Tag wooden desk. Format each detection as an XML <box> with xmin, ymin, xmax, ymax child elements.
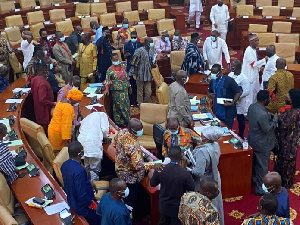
<box><xmin>286</xmin><ymin>64</ymin><xmax>300</xmax><ymax>89</ymax></box>
<box><xmin>184</xmin><ymin>73</ymin><xmax>210</xmax><ymax>95</ymax></box>
<box><xmin>0</xmin><ymin>78</ymin><xmax>88</xmax><ymax>225</ymax></box>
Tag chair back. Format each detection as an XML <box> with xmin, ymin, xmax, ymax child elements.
<box><xmin>81</xmin><ymin>17</ymin><xmax>98</xmax><ymax>29</ymax></box>
<box><xmin>115</xmin><ymin>1</ymin><xmax>131</xmax><ymax>12</ymax></box>
<box><xmin>30</xmin><ymin>22</ymin><xmax>45</xmax><ymax>39</ymax></box>
<box><xmin>170</xmin><ymin>50</ymin><xmax>185</xmax><ymax>74</ymax></box>
<box><xmin>0</xmin><ymin>173</ymin><xmax>14</xmax><ymax>215</ymax></box>
<box><xmin>20</xmin><ymin>0</ymin><xmax>36</xmax><ymax>8</ymax></box>
<box><xmin>151</xmin><ymin>66</ymin><xmax>164</xmax><ymax>87</ymax></box>
<box><xmin>256</xmin><ymin>33</ymin><xmax>276</xmax><ymax>46</ymax></box>
<box><xmin>37</xmin><ymin>132</ymin><xmax>55</xmax><ymax>174</ymax></box>
<box><xmin>39</xmin><ymin>0</ymin><xmax>53</xmax><ymax>7</ymax></box>
<box><xmin>292</xmin><ymin>7</ymin><xmax>300</xmax><ymax>17</ymax></box>
<box><xmin>27</xmin><ymin>11</ymin><xmax>45</xmax><ymax>25</ymax></box>
<box><xmin>112</xmin><ymin>31</ymin><xmax>118</xmax><ymax>44</ymax></box>
<box><xmin>124</xmin><ymin>11</ymin><xmax>140</xmax><ymax>23</ymax></box>
<box><xmin>49</xmin><ymin>9</ymin><xmax>66</xmax><ymax>21</ymax></box>
<box><xmin>55</xmin><ymin>20</ymin><xmax>74</xmax><ymax>33</ymax></box>
<box><xmin>274</xmin><ymin>43</ymin><xmax>296</xmax><ymax>64</ymax></box>
<box><xmin>5</xmin><ymin>15</ymin><xmax>24</xmax><ymax>27</ymax></box>
<box><xmin>5</xmin><ymin>28</ymin><xmax>22</xmax><ymax>46</ymax></box>
<box><xmin>133</xmin><ymin>24</ymin><xmax>147</xmax><ymax>38</ymax></box>
<box><xmin>99</xmin><ymin>13</ymin><xmax>116</xmax><ymax>26</ymax></box>
<box><xmin>153</xmin><ymin>123</ymin><xmax>166</xmax><ymax>159</ymax></box>
<box><xmin>278</xmin><ymin>0</ymin><xmax>294</xmax><ymax>7</ymax></box>
<box><xmin>156</xmin><ymin>19</ymin><xmax>175</xmax><ymax>35</ymax></box>
<box><xmin>262</xmin><ymin>6</ymin><xmax>280</xmax><ymax>16</ymax></box>
<box><xmin>256</xmin><ymin>0</ymin><xmax>271</xmax><ymax>7</ymax></box>
<box><xmin>278</xmin><ymin>34</ymin><xmax>299</xmax><ymax>46</ymax></box>
<box><xmin>248</xmin><ymin>24</ymin><xmax>268</xmax><ymax>33</ymax></box>
<box><xmin>138</xmin><ymin>1</ymin><xmax>153</xmax><ymax>11</ymax></box>
<box><xmin>156</xmin><ymin>82</ymin><xmax>169</xmax><ymax>105</ymax></box>
<box><xmin>0</xmin><ymin>205</ymin><xmax>18</xmax><ymax>225</ymax></box>
<box><xmin>90</xmin><ymin>3</ymin><xmax>107</xmax><ymax>16</ymax></box>
<box><xmin>75</xmin><ymin>3</ymin><xmax>91</xmax><ymax>16</ymax></box>
<box><xmin>0</xmin><ymin>1</ymin><xmax>15</xmax><ymax>11</ymax></box>
<box><xmin>229</xmin><ymin>0</ymin><xmax>245</xmax><ymax>8</ymax></box>
<box><xmin>53</xmin><ymin>147</ymin><xmax>69</xmax><ymax>186</ymax></box>
<box><xmin>236</xmin><ymin>5</ymin><xmax>254</xmax><ymax>17</ymax></box>
<box><xmin>148</xmin><ymin>9</ymin><xmax>165</xmax><ymax>20</ymax></box>
<box><xmin>272</xmin><ymin>21</ymin><xmax>292</xmax><ymax>33</ymax></box>
<box><xmin>9</xmin><ymin>52</ymin><xmax>24</xmax><ymax>80</ymax></box>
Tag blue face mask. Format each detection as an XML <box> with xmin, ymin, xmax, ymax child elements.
<box><xmin>171</xmin><ymin>129</ymin><xmax>179</xmax><ymax>135</ymax></box>
<box><xmin>123</xmin><ymin>24</ymin><xmax>129</xmax><ymax>29</ymax></box>
<box><xmin>164</xmin><ymin>37</ymin><xmax>169</xmax><ymax>42</ymax></box>
<box><xmin>211</xmin><ymin>73</ymin><xmax>217</xmax><ymax>80</ymax></box>
<box><xmin>149</xmin><ymin>43</ymin><xmax>154</xmax><ymax>48</ymax></box>
<box><xmin>262</xmin><ymin>184</ymin><xmax>274</xmax><ymax>193</ymax></box>
<box><xmin>59</xmin><ymin>37</ymin><xmax>65</xmax><ymax>42</ymax></box>
<box><xmin>124</xmin><ymin>187</ymin><xmax>130</xmax><ymax>197</ymax></box>
<box><xmin>49</xmin><ymin>64</ymin><xmax>54</xmax><ymax>70</ymax></box>
<box><xmin>112</xmin><ymin>61</ymin><xmax>120</xmax><ymax>66</ymax></box>
<box><xmin>136</xmin><ymin>129</ymin><xmax>143</xmax><ymax>137</ymax></box>
<box><xmin>131</xmin><ymin>38</ymin><xmax>137</xmax><ymax>43</ymax></box>
<box><xmin>173</xmin><ymin>36</ymin><xmax>179</xmax><ymax>41</ymax></box>
<box><xmin>39</xmin><ymin>59</ymin><xmax>42</xmax><ymax>64</ymax></box>
<box><xmin>210</xmin><ymin>36</ymin><xmax>216</xmax><ymax>42</ymax></box>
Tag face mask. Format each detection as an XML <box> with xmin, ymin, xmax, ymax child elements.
<box><xmin>164</xmin><ymin>37</ymin><xmax>169</xmax><ymax>42</ymax></box>
<box><xmin>131</xmin><ymin>38</ymin><xmax>137</xmax><ymax>43</ymax></box>
<box><xmin>171</xmin><ymin>129</ymin><xmax>179</xmax><ymax>135</ymax></box>
<box><xmin>183</xmin><ymin>76</ymin><xmax>189</xmax><ymax>84</ymax></box>
<box><xmin>106</xmin><ymin>33</ymin><xmax>111</xmax><ymax>38</ymax></box>
<box><xmin>218</xmin><ymin>3</ymin><xmax>223</xmax><ymax>6</ymax></box>
<box><xmin>49</xmin><ymin>64</ymin><xmax>54</xmax><ymax>70</ymax></box>
<box><xmin>266</xmin><ymin>52</ymin><xmax>273</xmax><ymax>58</ymax></box>
<box><xmin>210</xmin><ymin>36</ymin><xmax>216</xmax><ymax>42</ymax></box>
<box><xmin>135</xmin><ymin>129</ymin><xmax>143</xmax><ymax>137</ymax></box>
<box><xmin>285</xmin><ymin>98</ymin><xmax>291</xmax><ymax>105</ymax></box>
<box><xmin>262</xmin><ymin>183</ymin><xmax>268</xmax><ymax>193</ymax></box>
<box><xmin>44</xmin><ymin>50</ymin><xmax>48</xmax><ymax>56</ymax></box>
<box><xmin>284</xmin><ymin>66</ymin><xmax>288</xmax><ymax>70</ymax></box>
<box><xmin>112</xmin><ymin>61</ymin><xmax>120</xmax><ymax>66</ymax></box>
<box><xmin>123</xmin><ymin>24</ymin><xmax>129</xmax><ymax>29</ymax></box>
<box><xmin>174</xmin><ymin>36</ymin><xmax>179</xmax><ymax>41</ymax></box>
<box><xmin>59</xmin><ymin>37</ymin><xmax>65</xmax><ymax>42</ymax></box>
<box><xmin>124</xmin><ymin>187</ymin><xmax>130</xmax><ymax>198</ymax></box>
<box><xmin>149</xmin><ymin>43</ymin><xmax>154</xmax><ymax>48</ymax></box>
<box><xmin>211</xmin><ymin>73</ymin><xmax>217</xmax><ymax>80</ymax></box>
<box><xmin>42</xmin><ymin>36</ymin><xmax>47</xmax><ymax>41</ymax></box>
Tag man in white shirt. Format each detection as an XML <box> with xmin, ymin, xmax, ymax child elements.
<box><xmin>154</xmin><ymin>30</ymin><xmax>171</xmax><ymax>54</ymax></box>
<box><xmin>210</xmin><ymin>0</ymin><xmax>230</xmax><ymax>41</ymax></box>
<box><xmin>242</xmin><ymin>33</ymin><xmax>267</xmax><ymax>105</ymax></box>
<box><xmin>187</xmin><ymin>0</ymin><xmax>203</xmax><ymax>30</ymax></box>
<box><xmin>203</xmin><ymin>30</ymin><xmax>230</xmax><ymax>69</ymax></box>
<box><xmin>228</xmin><ymin>60</ymin><xmax>250</xmax><ymax>139</ymax></box>
<box><xmin>21</xmin><ymin>31</ymin><xmax>34</xmax><ymax>71</ymax></box>
<box><xmin>261</xmin><ymin>45</ymin><xmax>279</xmax><ymax>90</ymax></box>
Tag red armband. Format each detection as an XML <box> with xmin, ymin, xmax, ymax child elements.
<box><xmin>88</xmin><ymin>200</ymin><xmax>97</xmax><ymax>210</ymax></box>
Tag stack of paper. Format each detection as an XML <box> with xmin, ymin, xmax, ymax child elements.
<box><xmin>5</xmin><ymin>99</ymin><xmax>23</xmax><ymax>104</ymax></box>
<box><xmin>192</xmin><ymin>113</ymin><xmax>213</xmax><ymax>120</ymax></box>
<box><xmin>85</xmin><ymin>103</ymin><xmax>103</xmax><ymax>110</ymax></box>
<box><xmin>83</xmin><ymin>87</ymin><xmax>98</xmax><ymax>94</ymax></box>
<box><xmin>44</xmin><ymin>202</ymin><xmax>70</xmax><ymax>215</ymax></box>
<box><xmin>86</xmin><ymin>93</ymin><xmax>104</xmax><ymax>99</ymax></box>
<box><xmin>25</xmin><ymin>198</ymin><xmax>53</xmax><ymax>209</ymax></box>
<box><xmin>191</xmin><ymin>106</ymin><xmax>198</xmax><ymax>112</ymax></box>
<box><xmin>216</xmin><ymin>98</ymin><xmax>233</xmax><ymax>105</ymax></box>
<box><xmin>89</xmin><ymin>83</ymin><xmax>104</xmax><ymax>87</ymax></box>
<box><xmin>12</xmin><ymin>88</ymin><xmax>31</xmax><ymax>93</ymax></box>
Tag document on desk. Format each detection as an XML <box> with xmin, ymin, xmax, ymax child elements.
<box><xmin>0</xmin><ymin>118</ymin><xmax>11</xmax><ymax>132</ymax></box>
<box><xmin>83</xmin><ymin>87</ymin><xmax>98</xmax><ymax>94</ymax></box>
<box><xmin>194</xmin><ymin>125</ymin><xmax>211</xmax><ymax>135</ymax></box>
<box><xmin>5</xmin><ymin>99</ymin><xmax>23</xmax><ymax>104</ymax></box>
<box><xmin>44</xmin><ymin>202</ymin><xmax>70</xmax><ymax>215</ymax></box>
<box><xmin>8</xmin><ymin>140</ymin><xmax>23</xmax><ymax>147</ymax></box>
<box><xmin>216</xmin><ymin>98</ymin><xmax>233</xmax><ymax>105</ymax></box>
<box><xmin>86</xmin><ymin>93</ymin><xmax>104</xmax><ymax>99</ymax></box>
<box><xmin>85</xmin><ymin>103</ymin><xmax>103</xmax><ymax>110</ymax></box>
<box><xmin>12</xmin><ymin>88</ymin><xmax>31</xmax><ymax>93</ymax></box>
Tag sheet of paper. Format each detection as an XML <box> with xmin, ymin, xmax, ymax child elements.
<box><xmin>13</xmin><ymin>88</ymin><xmax>31</xmax><ymax>93</ymax></box>
<box><xmin>16</xmin><ymin>162</ymin><xmax>29</xmax><ymax>170</ymax></box>
<box><xmin>193</xmin><ymin>114</ymin><xmax>208</xmax><ymax>119</ymax></box>
<box><xmin>89</xmin><ymin>83</ymin><xmax>104</xmax><ymax>87</ymax></box>
<box><xmin>83</xmin><ymin>87</ymin><xmax>97</xmax><ymax>94</ymax></box>
<box><xmin>190</xmin><ymin>99</ymin><xmax>200</xmax><ymax>105</ymax></box>
<box><xmin>216</xmin><ymin>98</ymin><xmax>233</xmax><ymax>105</ymax></box>
<box><xmin>289</xmin><ymin>17</ymin><xmax>296</xmax><ymax>20</ymax></box>
<box><xmin>44</xmin><ymin>202</ymin><xmax>70</xmax><ymax>215</ymax></box>
<box><xmin>259</xmin><ymin>47</ymin><xmax>266</xmax><ymax>50</ymax></box>
<box><xmin>194</xmin><ymin>125</ymin><xmax>211</xmax><ymax>135</ymax></box>
<box><xmin>86</xmin><ymin>93</ymin><xmax>104</xmax><ymax>99</ymax></box>
<box><xmin>0</xmin><ymin>118</ymin><xmax>11</xmax><ymax>132</ymax></box>
<box><xmin>5</xmin><ymin>99</ymin><xmax>23</xmax><ymax>104</ymax></box>
<box><xmin>8</xmin><ymin>139</ymin><xmax>23</xmax><ymax>147</ymax></box>
<box><xmin>10</xmin><ymin>150</ymin><xmax>18</xmax><ymax>157</ymax></box>
<box><xmin>137</xmin><ymin>21</ymin><xmax>144</xmax><ymax>25</ymax></box>
<box><xmin>204</xmin><ymin>70</ymin><xmax>210</xmax><ymax>75</ymax></box>
<box><xmin>26</xmin><ymin>197</ymin><xmax>53</xmax><ymax>208</ymax></box>
<box><xmin>85</xmin><ymin>103</ymin><xmax>103</xmax><ymax>110</ymax></box>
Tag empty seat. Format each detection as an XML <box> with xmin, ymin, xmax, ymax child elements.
<box><xmin>30</xmin><ymin>22</ymin><xmax>45</xmax><ymax>38</ymax></box>
<box><xmin>49</xmin><ymin>9</ymin><xmax>66</xmax><ymax>21</ymax></box>
<box><xmin>55</xmin><ymin>20</ymin><xmax>74</xmax><ymax>34</ymax></box>
<box><xmin>278</xmin><ymin>34</ymin><xmax>299</xmax><ymax>46</ymax></box>
<box><xmin>112</xmin><ymin>30</ymin><xmax>118</xmax><ymax>44</ymax></box>
<box><xmin>262</xmin><ymin>6</ymin><xmax>280</xmax><ymax>17</ymax></box>
<box><xmin>115</xmin><ymin>1</ymin><xmax>131</xmax><ymax>12</ymax></box>
<box><xmin>148</xmin><ymin>8</ymin><xmax>165</xmax><ymax>20</ymax></box>
<box><xmin>292</xmin><ymin>7</ymin><xmax>300</xmax><ymax>17</ymax></box>
<box><xmin>229</xmin><ymin>0</ymin><xmax>246</xmax><ymax>8</ymax></box>
<box><xmin>90</xmin><ymin>3</ymin><xmax>107</xmax><ymax>17</ymax></box>
<box><xmin>53</xmin><ymin>0</ymin><xmax>66</xmax><ymax>3</ymax></box>
<box><xmin>151</xmin><ymin>66</ymin><xmax>164</xmax><ymax>88</ymax></box>
<box><xmin>248</xmin><ymin>24</ymin><xmax>268</xmax><ymax>33</ymax></box>
<box><xmin>5</xmin><ymin>15</ymin><xmax>24</xmax><ymax>27</ymax></box>
<box><xmin>274</xmin><ymin>43</ymin><xmax>295</xmax><ymax>64</ymax></box>
<box><xmin>157</xmin><ymin>82</ymin><xmax>169</xmax><ymax>105</ymax></box>
<box><xmin>156</xmin><ymin>19</ymin><xmax>175</xmax><ymax>35</ymax></box>
<box><xmin>124</xmin><ymin>11</ymin><xmax>140</xmax><ymax>23</ymax></box>
<box><xmin>138</xmin><ymin>1</ymin><xmax>154</xmax><ymax>11</ymax></box>
<box><xmin>52</xmin><ymin>147</ymin><xmax>69</xmax><ymax>186</ymax></box>
<box><xmin>27</xmin><ymin>11</ymin><xmax>45</xmax><ymax>25</ymax></box>
<box><xmin>75</xmin><ymin>3</ymin><xmax>91</xmax><ymax>16</ymax></box>
<box><xmin>37</xmin><ymin>131</ymin><xmax>55</xmax><ymax>174</ymax></box>
<box><xmin>236</xmin><ymin>5</ymin><xmax>254</xmax><ymax>17</ymax></box>
<box><xmin>39</xmin><ymin>0</ymin><xmax>53</xmax><ymax>6</ymax></box>
<box><xmin>272</xmin><ymin>21</ymin><xmax>292</xmax><ymax>33</ymax></box>
<box><xmin>99</xmin><ymin>13</ymin><xmax>116</xmax><ymax>26</ymax></box>
<box><xmin>81</xmin><ymin>16</ymin><xmax>98</xmax><ymax>29</ymax></box>
<box><xmin>133</xmin><ymin>24</ymin><xmax>147</xmax><ymax>38</ymax></box>
<box><xmin>0</xmin><ymin>1</ymin><xmax>15</xmax><ymax>11</ymax></box>
<box><xmin>257</xmin><ymin>33</ymin><xmax>276</xmax><ymax>46</ymax></box>
<box><xmin>256</xmin><ymin>0</ymin><xmax>272</xmax><ymax>7</ymax></box>
<box><xmin>170</xmin><ymin>50</ymin><xmax>185</xmax><ymax>74</ymax></box>
<box><xmin>278</xmin><ymin>0</ymin><xmax>294</xmax><ymax>7</ymax></box>
<box><xmin>20</xmin><ymin>0</ymin><xmax>36</xmax><ymax>8</ymax></box>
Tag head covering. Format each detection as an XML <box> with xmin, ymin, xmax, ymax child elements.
<box><xmin>67</xmin><ymin>88</ymin><xmax>83</xmax><ymax>101</ymax></box>
<box><xmin>202</xmin><ymin>126</ymin><xmax>224</xmax><ymax>142</ymax></box>
<box><xmin>249</xmin><ymin>34</ymin><xmax>258</xmax><ymax>42</ymax></box>
<box><xmin>191</xmin><ymin>32</ymin><xmax>199</xmax><ymax>39</ymax></box>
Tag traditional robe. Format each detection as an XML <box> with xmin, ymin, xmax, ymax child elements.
<box><xmin>181</xmin><ymin>43</ymin><xmax>205</xmax><ymax>76</ymax></box>
<box><xmin>210</xmin><ymin>4</ymin><xmax>230</xmax><ymax>40</ymax></box>
<box><xmin>96</xmin><ymin>36</ymin><xmax>113</xmax><ymax>82</ymax></box>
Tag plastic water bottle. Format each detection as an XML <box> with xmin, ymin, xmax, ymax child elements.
<box><xmin>243</xmin><ymin>138</ymin><xmax>249</xmax><ymax>150</ymax></box>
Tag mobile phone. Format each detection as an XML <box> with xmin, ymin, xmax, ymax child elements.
<box><xmin>59</xmin><ymin>209</ymin><xmax>73</xmax><ymax>225</ymax></box>
<box><xmin>229</xmin><ymin>137</ymin><xmax>243</xmax><ymax>149</ymax></box>
<box><xmin>26</xmin><ymin>163</ymin><xmax>39</xmax><ymax>177</ymax></box>
<box><xmin>18</xmin><ymin>171</ymin><xmax>28</xmax><ymax>178</ymax></box>
<box><xmin>33</xmin><ymin>197</ymin><xmax>45</xmax><ymax>205</ymax></box>
<box><xmin>41</xmin><ymin>184</ymin><xmax>55</xmax><ymax>199</ymax></box>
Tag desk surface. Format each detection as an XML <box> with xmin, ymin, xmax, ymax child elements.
<box><xmin>0</xmin><ymin>78</ymin><xmax>88</xmax><ymax>225</ymax></box>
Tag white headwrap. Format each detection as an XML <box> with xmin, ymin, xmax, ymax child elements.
<box><xmin>202</xmin><ymin>126</ymin><xmax>224</xmax><ymax>142</ymax></box>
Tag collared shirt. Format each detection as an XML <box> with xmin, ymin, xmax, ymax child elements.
<box><xmin>261</xmin><ymin>54</ymin><xmax>279</xmax><ymax>88</ymax></box>
<box><xmin>0</xmin><ymin>142</ymin><xmax>18</xmax><ymax>185</ymax></box>
<box><xmin>21</xmin><ymin>39</ymin><xmax>34</xmax><ymax>70</ymax></box>
<box><xmin>179</xmin><ymin>192</ymin><xmax>220</xmax><ymax>225</ymax></box>
<box><xmin>171</xmin><ymin>37</ymin><xmax>189</xmax><ymax>51</ymax></box>
<box><xmin>0</xmin><ymin>76</ymin><xmax>9</xmax><ymax>94</ymax></box>
<box><xmin>154</xmin><ymin>38</ymin><xmax>171</xmax><ymax>54</ymax></box>
<box><xmin>242</xmin><ymin>214</ymin><xmax>293</xmax><ymax>225</ymax></box>
<box><xmin>92</xmin><ymin>26</ymin><xmax>103</xmax><ymax>45</ymax></box>
<box><xmin>114</xmin><ymin>128</ymin><xmax>154</xmax><ymax>184</ymax></box>
<box><xmin>276</xmin><ymin>187</ymin><xmax>290</xmax><ymax>218</ymax></box>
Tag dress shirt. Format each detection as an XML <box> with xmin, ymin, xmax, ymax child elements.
<box><xmin>154</xmin><ymin>38</ymin><xmax>171</xmax><ymax>54</ymax></box>
<box><xmin>21</xmin><ymin>39</ymin><xmax>34</xmax><ymax>70</ymax></box>
<box><xmin>261</xmin><ymin>54</ymin><xmax>279</xmax><ymax>89</ymax></box>
<box><xmin>0</xmin><ymin>142</ymin><xmax>18</xmax><ymax>185</ymax></box>
<box><xmin>92</xmin><ymin>26</ymin><xmax>103</xmax><ymax>45</ymax></box>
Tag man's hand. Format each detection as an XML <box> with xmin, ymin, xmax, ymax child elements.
<box><xmin>153</xmin><ymin>163</ymin><xmax>164</xmax><ymax>172</ymax></box>
<box><xmin>103</xmin><ymin>89</ymin><xmax>109</xmax><ymax>96</ymax></box>
<box><xmin>91</xmin><ymin>181</ymin><xmax>98</xmax><ymax>194</ymax></box>
<box><xmin>207</xmin><ymin>92</ymin><xmax>216</xmax><ymax>99</ymax></box>
<box><xmin>124</xmin><ymin>52</ymin><xmax>131</xmax><ymax>58</ymax></box>
<box><xmin>224</xmin><ymin>102</ymin><xmax>234</xmax><ymax>107</ymax></box>
<box><xmin>205</xmin><ymin>60</ymin><xmax>209</xmax><ymax>70</ymax></box>
<box><xmin>264</xmin><ymin>56</ymin><xmax>268</xmax><ymax>63</ymax></box>
<box><xmin>214</xmin><ymin>23</ymin><xmax>218</xmax><ymax>28</ymax></box>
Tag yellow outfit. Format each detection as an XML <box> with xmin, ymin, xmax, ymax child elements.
<box><xmin>48</xmin><ymin>102</ymin><xmax>74</xmax><ymax>151</ymax></box>
<box><xmin>76</xmin><ymin>42</ymin><xmax>97</xmax><ymax>88</ymax></box>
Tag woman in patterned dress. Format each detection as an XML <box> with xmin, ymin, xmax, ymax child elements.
<box><xmin>104</xmin><ymin>53</ymin><xmax>131</xmax><ymax>127</ymax></box>
<box><xmin>274</xmin><ymin>88</ymin><xmax>300</xmax><ymax>189</ymax></box>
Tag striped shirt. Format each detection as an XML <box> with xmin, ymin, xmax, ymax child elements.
<box><xmin>0</xmin><ymin>142</ymin><xmax>18</xmax><ymax>185</ymax></box>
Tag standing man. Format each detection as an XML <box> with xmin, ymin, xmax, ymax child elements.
<box><xmin>124</xmin><ymin>31</ymin><xmax>142</xmax><ymax>106</ymax></box>
<box><xmin>210</xmin><ymin>0</ymin><xmax>230</xmax><ymax>41</ymax></box>
<box><xmin>130</xmin><ymin>37</ymin><xmax>156</xmax><ymax>104</ymax></box>
<box><xmin>261</xmin><ymin>45</ymin><xmax>279</xmax><ymax>89</ymax></box>
<box><xmin>53</xmin><ymin>31</ymin><xmax>75</xmax><ymax>84</ymax></box>
<box><xmin>114</xmin><ymin>118</ymin><xmax>163</xmax><ymax>210</ymax></box>
<box><xmin>187</xmin><ymin>0</ymin><xmax>203</xmax><ymax>30</ymax></box>
<box><xmin>21</xmin><ymin>31</ymin><xmax>34</xmax><ymax>71</ymax></box>
<box><xmin>116</xmin><ymin>18</ymin><xmax>135</xmax><ymax>50</ymax></box>
<box><xmin>39</xmin><ymin>28</ymin><xmax>52</xmax><ymax>58</ymax></box>
<box><xmin>90</xmin><ymin>21</ymin><xmax>103</xmax><ymax>45</ymax></box>
<box><xmin>97</xmin><ymin>178</ymin><xmax>132</xmax><ymax>225</ymax></box>
<box><xmin>171</xmin><ymin>29</ymin><xmax>189</xmax><ymax>51</ymax></box>
<box><xmin>203</xmin><ymin>30</ymin><xmax>230</xmax><ymax>69</ymax></box>
<box><xmin>66</xmin><ymin>26</ymin><xmax>83</xmax><ymax>55</ymax></box>
<box><xmin>150</xmin><ymin>146</ymin><xmax>194</xmax><ymax>225</ymax></box>
<box><xmin>181</xmin><ymin>32</ymin><xmax>205</xmax><ymax>76</ymax></box>
<box><xmin>96</xmin><ymin>27</ymin><xmax>113</xmax><ymax>83</ymax></box>
<box><xmin>61</xmin><ymin>141</ymin><xmax>101</xmax><ymax>225</ymax></box>
<box><xmin>208</xmin><ymin>64</ymin><xmax>242</xmax><ymax>128</ymax></box>
<box><xmin>168</xmin><ymin>70</ymin><xmax>193</xmax><ymax>128</ymax></box>
<box><xmin>247</xmin><ymin>90</ymin><xmax>278</xmax><ymax>195</ymax></box>
<box><xmin>228</xmin><ymin>60</ymin><xmax>250</xmax><ymax>139</ymax></box>
<box><xmin>31</xmin><ymin>62</ymin><xmax>55</xmax><ymax>134</ymax></box>
<box><xmin>242</xmin><ymin>33</ymin><xmax>267</xmax><ymax>105</ymax></box>
<box><xmin>154</xmin><ymin>30</ymin><xmax>171</xmax><ymax>54</ymax></box>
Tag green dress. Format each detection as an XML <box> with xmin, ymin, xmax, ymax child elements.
<box><xmin>104</xmin><ymin>62</ymin><xmax>130</xmax><ymax>126</ymax></box>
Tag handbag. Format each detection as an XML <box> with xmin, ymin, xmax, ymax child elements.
<box><xmin>228</xmin><ymin>20</ymin><xmax>234</xmax><ymax>32</ymax></box>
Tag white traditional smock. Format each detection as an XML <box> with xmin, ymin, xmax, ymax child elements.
<box><xmin>188</xmin><ymin>0</ymin><xmax>203</xmax><ymax>29</ymax></box>
<box><xmin>210</xmin><ymin>4</ymin><xmax>230</xmax><ymax>40</ymax></box>
<box><xmin>261</xmin><ymin>54</ymin><xmax>279</xmax><ymax>89</ymax></box>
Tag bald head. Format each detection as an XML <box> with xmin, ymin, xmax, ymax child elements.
<box><xmin>90</xmin><ymin>21</ymin><xmax>99</xmax><ymax>30</ymax></box>
<box><xmin>109</xmin><ymin>178</ymin><xmax>126</xmax><ymax>193</ymax></box>
<box><xmin>276</xmin><ymin>58</ymin><xmax>286</xmax><ymax>69</ymax></box>
<box><xmin>263</xmin><ymin>172</ymin><xmax>281</xmax><ymax>192</ymax></box>
<box><xmin>167</xmin><ymin>118</ymin><xmax>179</xmax><ymax>131</ymax></box>
<box><xmin>266</xmin><ymin>45</ymin><xmax>276</xmax><ymax>58</ymax></box>
<box><xmin>75</xmin><ymin>26</ymin><xmax>83</xmax><ymax>33</ymax></box>
<box><xmin>200</xmin><ymin>177</ymin><xmax>219</xmax><ymax>200</ymax></box>
<box><xmin>128</xmin><ymin>118</ymin><xmax>143</xmax><ymax>134</ymax></box>
<box><xmin>72</xmin><ymin>75</ymin><xmax>81</xmax><ymax>87</ymax></box>
<box><xmin>176</xmin><ymin>70</ymin><xmax>188</xmax><ymax>85</ymax></box>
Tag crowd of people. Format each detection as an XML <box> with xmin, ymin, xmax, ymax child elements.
<box><xmin>0</xmin><ymin>0</ymin><xmax>299</xmax><ymax>224</ymax></box>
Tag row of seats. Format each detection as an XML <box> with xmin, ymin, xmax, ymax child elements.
<box><xmin>254</xmin><ymin>33</ymin><xmax>299</xmax><ymax>49</ymax></box>
<box><xmin>248</xmin><ymin>21</ymin><xmax>293</xmax><ymax>33</ymax></box>
<box><xmin>230</xmin><ymin>0</ymin><xmax>296</xmax><ymax>8</ymax></box>
<box><xmin>0</xmin><ymin>0</ymin><xmax>65</xmax><ymax>9</ymax></box>
<box><xmin>236</xmin><ymin>5</ymin><xmax>300</xmax><ymax>17</ymax></box>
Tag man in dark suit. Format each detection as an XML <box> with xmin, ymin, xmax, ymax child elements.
<box><xmin>247</xmin><ymin>90</ymin><xmax>278</xmax><ymax>196</ymax></box>
<box><xmin>150</xmin><ymin>146</ymin><xmax>194</xmax><ymax>225</ymax></box>
<box><xmin>124</xmin><ymin>31</ymin><xmax>142</xmax><ymax>106</ymax></box>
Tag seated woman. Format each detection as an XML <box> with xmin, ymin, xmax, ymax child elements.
<box><xmin>104</xmin><ymin>53</ymin><xmax>131</xmax><ymax>127</ymax></box>
<box><xmin>48</xmin><ymin>88</ymin><xmax>83</xmax><ymax>151</ymax></box>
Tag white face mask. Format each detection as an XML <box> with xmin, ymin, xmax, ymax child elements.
<box><xmin>184</xmin><ymin>76</ymin><xmax>189</xmax><ymax>84</ymax></box>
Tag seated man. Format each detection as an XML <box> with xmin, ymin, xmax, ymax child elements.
<box><xmin>116</xmin><ymin>18</ymin><xmax>135</xmax><ymax>50</ymax></box>
<box><xmin>155</xmin><ymin>30</ymin><xmax>171</xmax><ymax>54</ymax></box>
<box><xmin>242</xmin><ymin>194</ymin><xmax>292</xmax><ymax>225</ymax></box>
<box><xmin>171</xmin><ymin>29</ymin><xmax>189</xmax><ymax>51</ymax></box>
<box><xmin>179</xmin><ymin>177</ymin><xmax>221</xmax><ymax>225</ymax></box>
<box><xmin>61</xmin><ymin>141</ymin><xmax>101</xmax><ymax>225</ymax></box>
<box><xmin>0</xmin><ymin>65</ymin><xmax>9</xmax><ymax>94</ymax></box>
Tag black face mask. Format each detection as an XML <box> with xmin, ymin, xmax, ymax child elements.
<box><xmin>266</xmin><ymin>52</ymin><xmax>273</xmax><ymax>58</ymax></box>
<box><xmin>218</xmin><ymin>3</ymin><xmax>223</xmax><ymax>6</ymax></box>
<box><xmin>42</xmin><ymin>36</ymin><xmax>47</xmax><ymax>41</ymax></box>
<box><xmin>285</xmin><ymin>99</ymin><xmax>291</xmax><ymax>105</ymax></box>
<box><xmin>105</xmin><ymin>34</ymin><xmax>111</xmax><ymax>38</ymax></box>
<box><xmin>264</xmin><ymin>100</ymin><xmax>270</xmax><ymax>106</ymax></box>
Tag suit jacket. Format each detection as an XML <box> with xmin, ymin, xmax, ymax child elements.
<box><xmin>124</xmin><ymin>40</ymin><xmax>142</xmax><ymax>73</ymax></box>
<box><xmin>247</xmin><ymin>102</ymin><xmax>277</xmax><ymax>152</ymax></box>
